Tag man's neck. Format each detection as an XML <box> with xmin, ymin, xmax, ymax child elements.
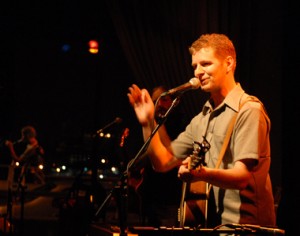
<box><xmin>211</xmin><ymin>81</ymin><xmax>237</xmax><ymax>108</ymax></box>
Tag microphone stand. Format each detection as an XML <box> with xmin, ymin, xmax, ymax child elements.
<box><xmin>15</xmin><ymin>163</ymin><xmax>30</xmax><ymax>236</ymax></box>
<box><xmin>94</xmin><ymin>95</ymin><xmax>182</xmax><ymax>236</ymax></box>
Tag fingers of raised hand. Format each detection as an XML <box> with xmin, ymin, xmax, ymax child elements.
<box><xmin>128</xmin><ymin>84</ymin><xmax>142</xmax><ymax>106</ymax></box>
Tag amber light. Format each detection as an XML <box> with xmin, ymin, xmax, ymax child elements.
<box><xmin>88</xmin><ymin>40</ymin><xmax>99</xmax><ymax>54</ymax></box>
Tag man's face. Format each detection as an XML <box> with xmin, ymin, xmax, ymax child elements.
<box><xmin>191</xmin><ymin>46</ymin><xmax>228</xmax><ymax>93</ymax></box>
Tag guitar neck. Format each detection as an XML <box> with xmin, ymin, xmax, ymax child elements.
<box><xmin>178</xmin><ymin>181</ymin><xmax>187</xmax><ymax>227</ymax></box>
<box><xmin>178</xmin><ymin>138</ymin><xmax>211</xmax><ymax>228</ymax></box>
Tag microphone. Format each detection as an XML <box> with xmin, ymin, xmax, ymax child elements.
<box><xmin>227</xmin><ymin>223</ymin><xmax>285</xmax><ymax>235</ymax></box>
<box><xmin>161</xmin><ymin>77</ymin><xmax>201</xmax><ymax>97</ymax></box>
<box><xmin>242</xmin><ymin>224</ymin><xmax>285</xmax><ymax>235</ymax></box>
<box><xmin>96</xmin><ymin>117</ymin><xmax>122</xmax><ymax>134</ymax></box>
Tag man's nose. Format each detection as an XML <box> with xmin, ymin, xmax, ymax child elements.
<box><xmin>194</xmin><ymin>64</ymin><xmax>204</xmax><ymax>77</ymax></box>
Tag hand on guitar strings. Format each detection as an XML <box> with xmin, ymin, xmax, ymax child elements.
<box><xmin>177</xmin><ymin>156</ymin><xmax>205</xmax><ymax>183</ymax></box>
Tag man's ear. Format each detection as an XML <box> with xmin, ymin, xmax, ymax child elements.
<box><xmin>226</xmin><ymin>56</ymin><xmax>235</xmax><ymax>72</ymax></box>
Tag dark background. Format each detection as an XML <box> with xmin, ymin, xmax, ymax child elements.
<box><xmin>0</xmin><ymin>0</ymin><xmax>299</xmax><ymax>234</ymax></box>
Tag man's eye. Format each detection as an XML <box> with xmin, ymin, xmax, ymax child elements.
<box><xmin>202</xmin><ymin>62</ymin><xmax>211</xmax><ymax>67</ymax></box>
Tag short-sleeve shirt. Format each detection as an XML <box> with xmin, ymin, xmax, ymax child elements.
<box><xmin>171</xmin><ymin>83</ymin><xmax>276</xmax><ymax>226</ymax></box>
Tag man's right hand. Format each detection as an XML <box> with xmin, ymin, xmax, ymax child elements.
<box><xmin>127</xmin><ymin>84</ymin><xmax>155</xmax><ymax>127</ymax></box>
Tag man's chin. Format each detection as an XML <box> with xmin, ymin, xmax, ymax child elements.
<box><xmin>200</xmin><ymin>85</ymin><xmax>210</xmax><ymax>92</ymax></box>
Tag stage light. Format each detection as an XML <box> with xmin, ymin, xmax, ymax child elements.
<box><xmin>62</xmin><ymin>44</ymin><xmax>71</xmax><ymax>52</ymax></box>
<box><xmin>88</xmin><ymin>40</ymin><xmax>99</xmax><ymax>54</ymax></box>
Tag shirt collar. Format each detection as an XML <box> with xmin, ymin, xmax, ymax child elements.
<box><xmin>202</xmin><ymin>83</ymin><xmax>245</xmax><ymax>114</ymax></box>
<box><xmin>224</xmin><ymin>83</ymin><xmax>246</xmax><ymax>112</ymax></box>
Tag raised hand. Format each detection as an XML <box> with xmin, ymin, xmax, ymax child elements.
<box><xmin>128</xmin><ymin>84</ymin><xmax>155</xmax><ymax>126</ymax></box>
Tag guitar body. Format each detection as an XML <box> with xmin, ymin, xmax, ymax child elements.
<box><xmin>178</xmin><ymin>138</ymin><xmax>211</xmax><ymax>228</ymax></box>
<box><xmin>127</xmin><ymin>167</ymin><xmax>144</xmax><ymax>193</ymax></box>
<box><xmin>182</xmin><ymin>181</ymin><xmax>207</xmax><ymax>227</ymax></box>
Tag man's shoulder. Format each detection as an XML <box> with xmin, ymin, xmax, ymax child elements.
<box><xmin>241</xmin><ymin>94</ymin><xmax>266</xmax><ymax>110</ymax></box>
<box><xmin>239</xmin><ymin>94</ymin><xmax>270</xmax><ymax>123</ymax></box>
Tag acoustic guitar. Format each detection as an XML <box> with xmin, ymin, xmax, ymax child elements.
<box><xmin>178</xmin><ymin>137</ymin><xmax>210</xmax><ymax>228</ymax></box>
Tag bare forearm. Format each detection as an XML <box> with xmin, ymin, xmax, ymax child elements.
<box><xmin>5</xmin><ymin>141</ymin><xmax>20</xmax><ymax>161</ymax></box>
<box><xmin>142</xmin><ymin>125</ymin><xmax>181</xmax><ymax>172</ymax></box>
<box><xmin>179</xmin><ymin>160</ymin><xmax>252</xmax><ymax>190</ymax></box>
<box><xmin>195</xmin><ymin>167</ymin><xmax>250</xmax><ymax>190</ymax></box>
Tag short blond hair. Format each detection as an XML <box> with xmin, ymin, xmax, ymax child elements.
<box><xmin>189</xmin><ymin>33</ymin><xmax>236</xmax><ymax>72</ymax></box>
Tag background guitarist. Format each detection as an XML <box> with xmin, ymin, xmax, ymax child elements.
<box><xmin>128</xmin><ymin>85</ymin><xmax>187</xmax><ymax>227</ymax></box>
<box><xmin>128</xmin><ymin>33</ymin><xmax>276</xmax><ymax>228</ymax></box>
